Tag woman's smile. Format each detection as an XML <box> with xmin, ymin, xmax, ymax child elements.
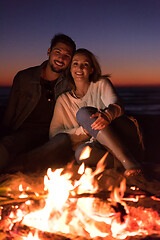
<box><xmin>71</xmin><ymin>53</ymin><xmax>93</xmax><ymax>82</ymax></box>
<box><xmin>75</xmin><ymin>71</ymin><xmax>83</xmax><ymax>76</ymax></box>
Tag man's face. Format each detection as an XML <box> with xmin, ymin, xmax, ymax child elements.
<box><xmin>48</xmin><ymin>42</ymin><xmax>73</xmax><ymax>73</ymax></box>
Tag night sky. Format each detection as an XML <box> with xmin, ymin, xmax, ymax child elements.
<box><xmin>0</xmin><ymin>0</ymin><xmax>160</xmax><ymax>86</ymax></box>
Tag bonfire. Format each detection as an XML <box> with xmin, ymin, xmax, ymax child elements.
<box><xmin>0</xmin><ymin>148</ymin><xmax>160</xmax><ymax>240</ymax></box>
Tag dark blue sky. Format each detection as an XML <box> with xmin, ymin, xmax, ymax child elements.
<box><xmin>0</xmin><ymin>0</ymin><xmax>160</xmax><ymax>86</ymax></box>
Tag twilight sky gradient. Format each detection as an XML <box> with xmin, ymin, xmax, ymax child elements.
<box><xmin>0</xmin><ymin>0</ymin><xmax>160</xmax><ymax>86</ymax></box>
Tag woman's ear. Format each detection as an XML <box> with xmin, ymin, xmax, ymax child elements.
<box><xmin>90</xmin><ymin>68</ymin><xmax>94</xmax><ymax>75</ymax></box>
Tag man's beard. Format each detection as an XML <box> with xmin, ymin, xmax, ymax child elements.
<box><xmin>50</xmin><ymin>62</ymin><xmax>65</xmax><ymax>73</ymax></box>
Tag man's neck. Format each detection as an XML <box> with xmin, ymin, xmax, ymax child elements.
<box><xmin>43</xmin><ymin>64</ymin><xmax>61</xmax><ymax>81</ymax></box>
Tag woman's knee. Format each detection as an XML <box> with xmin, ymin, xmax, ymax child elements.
<box><xmin>76</xmin><ymin>107</ymin><xmax>99</xmax><ymax>137</ymax></box>
<box><xmin>76</xmin><ymin>107</ymin><xmax>97</xmax><ymax>124</ymax></box>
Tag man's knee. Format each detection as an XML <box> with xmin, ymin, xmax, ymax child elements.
<box><xmin>50</xmin><ymin>133</ymin><xmax>72</xmax><ymax>147</ymax></box>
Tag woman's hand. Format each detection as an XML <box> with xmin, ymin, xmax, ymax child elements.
<box><xmin>90</xmin><ymin>111</ymin><xmax>110</xmax><ymax>130</ymax></box>
<box><xmin>83</xmin><ymin>128</ymin><xmax>91</xmax><ymax>136</ymax></box>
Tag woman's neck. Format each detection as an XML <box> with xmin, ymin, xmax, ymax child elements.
<box><xmin>74</xmin><ymin>81</ymin><xmax>90</xmax><ymax>98</ymax></box>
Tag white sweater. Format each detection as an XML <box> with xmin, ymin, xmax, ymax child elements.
<box><xmin>49</xmin><ymin>77</ymin><xmax>124</xmax><ymax>149</ymax></box>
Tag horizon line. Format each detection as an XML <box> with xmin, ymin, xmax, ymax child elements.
<box><xmin>1</xmin><ymin>83</ymin><xmax>160</xmax><ymax>88</ymax></box>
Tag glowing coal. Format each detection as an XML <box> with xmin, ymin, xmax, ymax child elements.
<box><xmin>0</xmin><ymin>149</ymin><xmax>160</xmax><ymax>239</ymax></box>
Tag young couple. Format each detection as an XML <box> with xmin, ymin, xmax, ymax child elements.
<box><xmin>0</xmin><ymin>34</ymin><xmax>143</xmax><ymax>176</ymax></box>
<box><xmin>49</xmin><ymin>48</ymin><xmax>144</xmax><ymax>177</ymax></box>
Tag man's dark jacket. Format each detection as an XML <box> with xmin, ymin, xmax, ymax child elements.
<box><xmin>3</xmin><ymin>61</ymin><xmax>69</xmax><ymax>131</ymax></box>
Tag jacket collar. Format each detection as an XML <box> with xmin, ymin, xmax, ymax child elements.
<box><xmin>40</xmin><ymin>60</ymin><xmax>65</xmax><ymax>85</ymax></box>
<box><xmin>31</xmin><ymin>60</ymin><xmax>65</xmax><ymax>85</ymax></box>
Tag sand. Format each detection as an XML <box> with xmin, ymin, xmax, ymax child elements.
<box><xmin>133</xmin><ymin>114</ymin><xmax>160</xmax><ymax>163</ymax></box>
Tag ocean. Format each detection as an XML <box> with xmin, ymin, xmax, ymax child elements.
<box><xmin>0</xmin><ymin>86</ymin><xmax>160</xmax><ymax>115</ymax></box>
<box><xmin>117</xmin><ymin>86</ymin><xmax>160</xmax><ymax>115</ymax></box>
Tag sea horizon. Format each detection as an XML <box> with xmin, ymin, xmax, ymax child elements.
<box><xmin>0</xmin><ymin>85</ymin><xmax>160</xmax><ymax>116</ymax></box>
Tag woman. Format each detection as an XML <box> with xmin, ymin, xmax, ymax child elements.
<box><xmin>49</xmin><ymin>48</ymin><xmax>144</xmax><ymax>176</ymax></box>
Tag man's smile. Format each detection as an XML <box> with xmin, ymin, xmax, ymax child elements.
<box><xmin>54</xmin><ymin>60</ymin><xmax>64</xmax><ymax>67</ymax></box>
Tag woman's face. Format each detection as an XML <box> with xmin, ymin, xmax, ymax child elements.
<box><xmin>70</xmin><ymin>53</ymin><xmax>93</xmax><ymax>83</ymax></box>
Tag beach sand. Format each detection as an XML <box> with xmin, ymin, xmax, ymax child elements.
<box><xmin>134</xmin><ymin>114</ymin><xmax>160</xmax><ymax>164</ymax></box>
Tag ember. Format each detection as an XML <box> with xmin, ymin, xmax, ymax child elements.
<box><xmin>0</xmin><ymin>155</ymin><xmax>160</xmax><ymax>240</ymax></box>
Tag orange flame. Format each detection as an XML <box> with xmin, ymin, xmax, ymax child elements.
<box><xmin>0</xmin><ymin>155</ymin><xmax>160</xmax><ymax>239</ymax></box>
<box><xmin>79</xmin><ymin>145</ymin><xmax>92</xmax><ymax>160</ymax></box>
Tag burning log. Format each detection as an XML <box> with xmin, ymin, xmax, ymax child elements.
<box><xmin>1</xmin><ymin>187</ymin><xmax>160</xmax><ymax>209</ymax></box>
<box><xmin>0</xmin><ymin>161</ymin><xmax>160</xmax><ymax>240</ymax></box>
<box><xmin>0</xmin><ymin>192</ymin><xmax>47</xmax><ymax>206</ymax></box>
<box><xmin>9</xmin><ymin>223</ymin><xmax>73</xmax><ymax>240</ymax></box>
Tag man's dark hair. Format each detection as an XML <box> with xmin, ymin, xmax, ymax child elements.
<box><xmin>50</xmin><ymin>33</ymin><xmax>76</xmax><ymax>54</ymax></box>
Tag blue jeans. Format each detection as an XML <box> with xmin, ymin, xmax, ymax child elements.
<box><xmin>76</xmin><ymin>106</ymin><xmax>144</xmax><ymax>168</ymax></box>
<box><xmin>75</xmin><ymin>107</ymin><xmax>114</xmax><ymax>167</ymax></box>
<box><xmin>76</xmin><ymin>106</ymin><xmax>101</xmax><ymax>138</ymax></box>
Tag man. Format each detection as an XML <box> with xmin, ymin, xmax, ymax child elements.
<box><xmin>0</xmin><ymin>33</ymin><xmax>76</xmax><ymax>173</ymax></box>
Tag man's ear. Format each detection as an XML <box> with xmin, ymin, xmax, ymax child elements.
<box><xmin>47</xmin><ymin>48</ymin><xmax>51</xmax><ymax>56</ymax></box>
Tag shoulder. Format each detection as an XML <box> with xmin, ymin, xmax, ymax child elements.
<box><xmin>15</xmin><ymin>61</ymin><xmax>47</xmax><ymax>80</ymax></box>
<box><xmin>56</xmin><ymin>91</ymin><xmax>72</xmax><ymax>104</ymax></box>
<box><xmin>91</xmin><ymin>76</ymin><xmax>113</xmax><ymax>88</ymax></box>
<box><xmin>99</xmin><ymin>75</ymin><xmax>113</xmax><ymax>84</ymax></box>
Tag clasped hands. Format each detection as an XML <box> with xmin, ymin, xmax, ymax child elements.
<box><xmin>91</xmin><ymin>109</ymin><xmax>110</xmax><ymax>130</ymax></box>
<box><xmin>83</xmin><ymin>109</ymin><xmax>110</xmax><ymax>135</ymax></box>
